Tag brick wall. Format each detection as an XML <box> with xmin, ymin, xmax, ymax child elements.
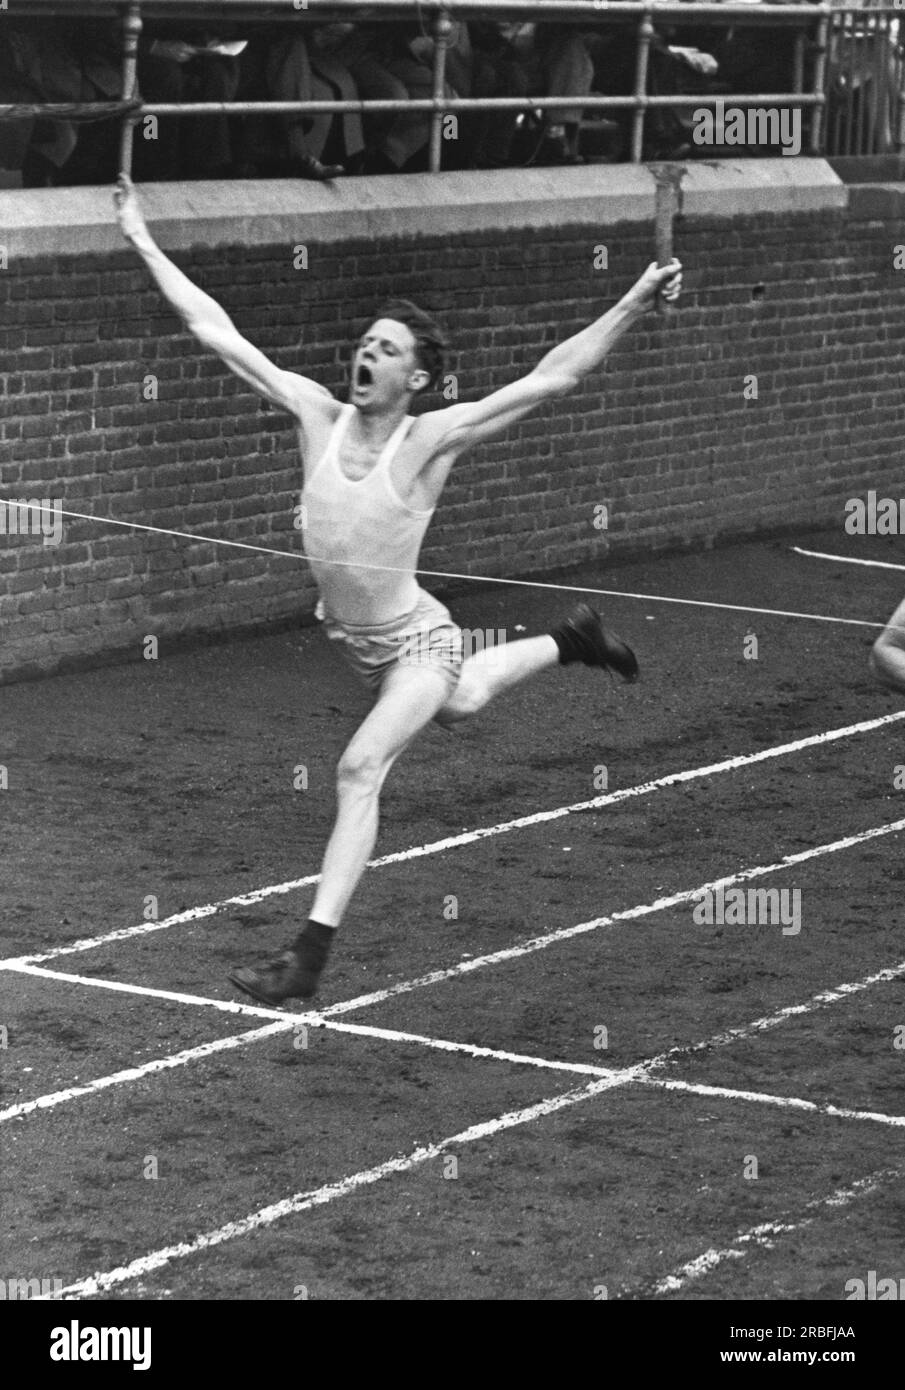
<box><xmin>1</xmin><ymin>164</ymin><xmax>904</xmax><ymax>681</ymax></box>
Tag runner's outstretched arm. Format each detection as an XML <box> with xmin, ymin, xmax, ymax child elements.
<box><xmin>871</xmin><ymin>598</ymin><xmax>905</xmax><ymax>691</ymax></box>
<box><xmin>423</xmin><ymin>259</ymin><xmax>682</xmax><ymax>457</ymax></box>
<box><xmin>113</xmin><ymin>175</ymin><xmax>332</xmax><ymax>423</ymax></box>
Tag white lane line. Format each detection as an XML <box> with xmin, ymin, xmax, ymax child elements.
<box><xmin>0</xmin><ymin>999</ymin><xmax>623</xmax><ymax>1125</ymax></box>
<box><xmin>16</xmin><ymin>934</ymin><xmax>905</xmax><ymax>1292</ymax></box>
<box><xmin>37</xmin><ymin>1073</ymin><xmax>638</xmax><ymax>1299</ymax></box>
<box><xmin>7</xmin><ymin>912</ymin><xmax>905</xmax><ymax>1138</ymax></box>
<box><xmin>0</xmin><ymin>1022</ymin><xmax>293</xmax><ymax>1122</ymax></box>
<box><xmin>638</xmin><ymin>1076</ymin><xmax>905</xmax><ymax>1129</ymax></box>
<box><xmin>646</xmin><ymin>1168</ymin><xmax>901</xmax><ymax>1297</ymax></box>
<box><xmin>652</xmin><ymin>958</ymin><xmax>905</xmax><ymax>1065</ymax></box>
<box><xmin>318</xmin><ymin>816</ymin><xmax>905</xmax><ymax>1016</ymax></box>
<box><xmin>11</xmin><ymin>1000</ymin><xmax>905</xmax><ymax>1132</ymax></box>
<box><xmin>4</xmin><ymin>708</ymin><xmax>905</xmax><ymax>970</ymax></box>
<box><xmin>793</xmin><ymin>546</ymin><xmax>905</xmax><ymax>573</ymax></box>
<box><xmin>7</xmin><ymin>816</ymin><xmax>905</xmax><ymax>1032</ymax></box>
<box><xmin>34</xmin><ymin>1020</ymin><xmax>905</xmax><ymax>1298</ymax></box>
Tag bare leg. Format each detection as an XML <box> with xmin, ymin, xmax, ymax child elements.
<box><xmin>309</xmin><ymin>662</ymin><xmax>453</xmax><ymax>925</ymax></box>
<box><xmin>228</xmin><ymin>610</ymin><xmax>629</xmax><ymax>1003</ymax></box>
<box><xmin>436</xmin><ymin>634</ymin><xmax>559</xmax><ymax>726</ymax></box>
<box><xmin>870</xmin><ymin>597</ymin><xmax>905</xmax><ymax>691</ymax></box>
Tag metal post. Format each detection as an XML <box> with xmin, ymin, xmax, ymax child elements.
<box><xmin>428</xmin><ymin>8</ymin><xmax>453</xmax><ymax>174</ymax></box>
<box><xmin>119</xmin><ymin>1</ymin><xmax>142</xmax><ymax>178</ymax></box>
<box><xmin>632</xmin><ymin>10</ymin><xmax>654</xmax><ymax>164</ymax></box>
<box><xmin>844</xmin><ymin>10</ymin><xmax>858</xmax><ymax>155</ymax></box>
<box><xmin>884</xmin><ymin>14</ymin><xmax>895</xmax><ymax>154</ymax></box>
<box><xmin>810</xmin><ymin>11</ymin><xmax>829</xmax><ymax>155</ymax></box>
<box><xmin>793</xmin><ymin>31</ymin><xmax>805</xmax><ymax>97</ymax></box>
<box><xmin>855</xmin><ymin>16</ymin><xmax>869</xmax><ymax>154</ymax></box>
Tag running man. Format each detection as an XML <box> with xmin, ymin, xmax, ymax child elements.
<box><xmin>114</xmin><ymin>174</ymin><xmax>682</xmax><ymax>1004</ymax></box>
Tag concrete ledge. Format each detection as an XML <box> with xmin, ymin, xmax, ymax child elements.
<box><xmin>0</xmin><ymin>158</ymin><xmax>846</xmax><ymax>259</ymax></box>
<box><xmin>0</xmin><ymin>166</ymin><xmax>652</xmax><ymax>258</ymax></box>
<box><xmin>679</xmin><ymin>156</ymin><xmax>846</xmax><ymax>218</ymax></box>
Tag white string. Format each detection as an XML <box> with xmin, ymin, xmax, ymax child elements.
<box><xmin>25</xmin><ymin>503</ymin><xmax>897</xmax><ymax>634</ymax></box>
<box><xmin>793</xmin><ymin>546</ymin><xmax>905</xmax><ymax>574</ymax></box>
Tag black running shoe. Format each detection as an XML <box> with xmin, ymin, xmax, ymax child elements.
<box><xmin>228</xmin><ymin>951</ymin><xmax>321</xmax><ymax>1005</ymax></box>
<box><xmin>554</xmin><ymin>603</ymin><xmax>639</xmax><ymax>681</ymax></box>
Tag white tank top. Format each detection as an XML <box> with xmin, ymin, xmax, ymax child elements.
<box><xmin>301</xmin><ymin>404</ymin><xmax>435</xmax><ymax>626</ymax></box>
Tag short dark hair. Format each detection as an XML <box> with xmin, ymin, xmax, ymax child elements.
<box><xmin>372</xmin><ymin>299</ymin><xmax>448</xmax><ymax>393</ymax></box>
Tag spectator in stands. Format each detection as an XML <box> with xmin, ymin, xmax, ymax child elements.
<box><xmin>258</xmin><ymin>23</ymin><xmax>365</xmax><ymax>180</ymax></box>
<box><xmin>825</xmin><ymin>12</ymin><xmax>902</xmax><ymax>156</ymax></box>
<box><xmin>492</xmin><ymin>19</ymin><xmax>595</xmax><ymax>164</ymax></box>
<box><xmin>464</xmin><ymin>21</ymin><xmax>530</xmax><ymax>169</ymax></box>
<box><xmin>133</xmin><ymin>22</ymin><xmax>242</xmax><ymax>181</ymax></box>
<box><xmin>343</xmin><ymin>21</ymin><xmax>458</xmax><ymax>173</ymax></box>
<box><xmin>587</xmin><ymin>24</ymin><xmax>721</xmax><ymax>161</ymax></box>
<box><xmin>234</xmin><ymin>20</ymin><xmax>441</xmax><ymax>179</ymax></box>
<box><xmin>0</xmin><ymin>18</ymin><xmax>121</xmax><ymax>187</ymax></box>
<box><xmin>0</xmin><ymin>22</ymin><xmax>46</xmax><ymax>188</ymax></box>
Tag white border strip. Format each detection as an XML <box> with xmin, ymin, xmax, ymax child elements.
<box><xmin>4</xmin><ymin>708</ymin><xmax>905</xmax><ymax>970</ymax></box>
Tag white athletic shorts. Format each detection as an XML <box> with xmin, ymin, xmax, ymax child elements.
<box><xmin>317</xmin><ymin>588</ymin><xmax>465</xmax><ymax>696</ymax></box>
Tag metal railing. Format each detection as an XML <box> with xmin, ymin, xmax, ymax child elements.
<box><xmin>827</xmin><ymin>6</ymin><xmax>905</xmax><ymax>156</ymax></box>
<box><xmin>1</xmin><ymin>0</ymin><xmax>903</xmax><ymax>177</ymax></box>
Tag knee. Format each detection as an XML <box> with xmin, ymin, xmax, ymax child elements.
<box><xmin>434</xmin><ymin>670</ymin><xmax>488</xmax><ymax>728</ymax></box>
<box><xmin>336</xmin><ymin>743</ymin><xmax>384</xmax><ymax>793</ymax></box>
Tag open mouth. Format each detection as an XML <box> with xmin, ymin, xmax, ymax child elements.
<box><xmin>356</xmin><ymin>363</ymin><xmax>373</xmax><ymax>389</ymax></box>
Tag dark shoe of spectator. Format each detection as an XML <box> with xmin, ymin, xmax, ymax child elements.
<box><xmin>294</xmin><ymin>153</ymin><xmax>346</xmax><ymax>180</ymax></box>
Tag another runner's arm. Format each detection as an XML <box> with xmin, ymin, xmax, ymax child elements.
<box><xmin>113</xmin><ymin>175</ymin><xmax>333</xmax><ymax>420</ymax></box>
<box><xmin>871</xmin><ymin>597</ymin><xmax>905</xmax><ymax>691</ymax></box>
<box><xmin>425</xmin><ymin>260</ymin><xmax>682</xmax><ymax>457</ymax></box>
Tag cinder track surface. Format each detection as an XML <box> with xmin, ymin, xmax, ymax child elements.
<box><xmin>2</xmin><ymin>525</ymin><xmax>904</xmax><ymax>1301</ymax></box>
